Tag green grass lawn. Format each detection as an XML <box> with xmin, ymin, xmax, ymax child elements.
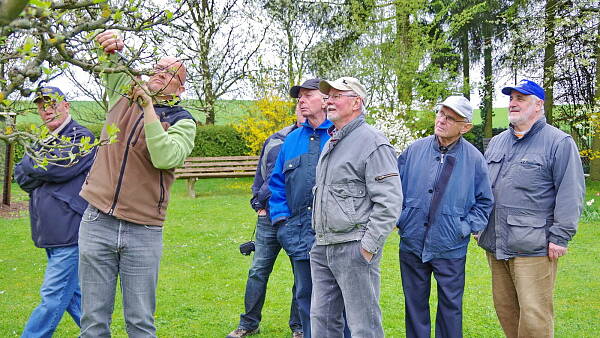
<box><xmin>1</xmin><ymin>179</ymin><xmax>599</xmax><ymax>337</ymax></box>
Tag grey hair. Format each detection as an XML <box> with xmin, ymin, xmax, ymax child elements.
<box><xmin>530</xmin><ymin>95</ymin><xmax>545</xmax><ymax>115</ymax></box>
<box><xmin>348</xmin><ymin>90</ymin><xmax>366</xmax><ymax>114</ymax></box>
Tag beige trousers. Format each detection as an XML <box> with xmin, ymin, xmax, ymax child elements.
<box><xmin>486</xmin><ymin>252</ymin><xmax>558</xmax><ymax>338</ymax></box>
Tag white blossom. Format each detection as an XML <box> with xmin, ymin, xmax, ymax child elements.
<box><xmin>367</xmin><ymin>105</ymin><xmax>426</xmax><ymax>154</ymax></box>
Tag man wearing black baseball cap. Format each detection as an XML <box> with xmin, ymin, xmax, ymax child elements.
<box><xmin>478</xmin><ymin>79</ymin><xmax>585</xmax><ymax>337</ymax></box>
<box><xmin>268</xmin><ymin>78</ymin><xmax>333</xmax><ymax>338</ymax></box>
<box><xmin>226</xmin><ymin>106</ymin><xmax>305</xmax><ymax>338</ymax></box>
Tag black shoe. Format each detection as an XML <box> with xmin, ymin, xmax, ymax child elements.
<box><xmin>226</xmin><ymin>328</ymin><xmax>260</xmax><ymax>338</ymax></box>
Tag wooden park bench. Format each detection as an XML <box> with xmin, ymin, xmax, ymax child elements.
<box><xmin>175</xmin><ymin>155</ymin><xmax>259</xmax><ymax>198</ymax></box>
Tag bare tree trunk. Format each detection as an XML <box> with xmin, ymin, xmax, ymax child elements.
<box><xmin>286</xmin><ymin>23</ymin><xmax>295</xmax><ymax>90</ymax></box>
<box><xmin>543</xmin><ymin>0</ymin><xmax>557</xmax><ymax>125</ymax></box>
<box><xmin>0</xmin><ymin>0</ymin><xmax>29</xmax><ymax>26</ymax></box>
<box><xmin>395</xmin><ymin>1</ymin><xmax>414</xmax><ymax>110</ymax></box>
<box><xmin>482</xmin><ymin>5</ymin><xmax>493</xmax><ymax>138</ymax></box>
<box><xmin>460</xmin><ymin>29</ymin><xmax>470</xmax><ymax>100</ymax></box>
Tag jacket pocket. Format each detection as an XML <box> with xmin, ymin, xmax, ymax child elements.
<box><xmin>486</xmin><ymin>152</ymin><xmax>504</xmax><ymax>183</ymax></box>
<box><xmin>398</xmin><ymin>198</ymin><xmax>421</xmax><ymax>236</ymax></box>
<box><xmin>506</xmin><ymin>214</ymin><xmax>547</xmax><ymax>254</ymax></box>
<box><xmin>429</xmin><ymin>212</ymin><xmax>465</xmax><ymax>251</ymax></box>
<box><xmin>83</xmin><ymin>205</ymin><xmax>101</xmax><ymax>223</ymax></box>
<box><xmin>509</xmin><ymin>155</ymin><xmax>544</xmax><ymax>191</ymax></box>
<box><xmin>283</xmin><ymin>157</ymin><xmax>302</xmax><ymax>202</ymax></box>
<box><xmin>326</xmin><ymin>183</ymin><xmax>366</xmax><ymax>233</ymax></box>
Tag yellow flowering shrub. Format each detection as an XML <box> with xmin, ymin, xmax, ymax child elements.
<box><xmin>234</xmin><ymin>95</ymin><xmax>295</xmax><ymax>155</ymax></box>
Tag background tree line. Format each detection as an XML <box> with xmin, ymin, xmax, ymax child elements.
<box><xmin>0</xmin><ymin>0</ymin><xmax>598</xmax><ymax>175</ymax></box>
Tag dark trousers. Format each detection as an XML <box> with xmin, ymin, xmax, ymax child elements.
<box><xmin>400</xmin><ymin>250</ymin><xmax>466</xmax><ymax>338</ymax></box>
<box><xmin>291</xmin><ymin>259</ymin><xmax>313</xmax><ymax>338</ymax></box>
<box><xmin>239</xmin><ymin>216</ymin><xmax>301</xmax><ymax>332</ymax></box>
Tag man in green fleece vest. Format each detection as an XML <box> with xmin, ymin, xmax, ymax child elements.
<box><xmin>78</xmin><ymin>30</ymin><xmax>196</xmax><ymax>337</ymax></box>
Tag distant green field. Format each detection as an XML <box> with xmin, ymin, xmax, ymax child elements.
<box><xmin>15</xmin><ymin>99</ymin><xmax>509</xmax><ymax>129</ymax></box>
<box><xmin>471</xmin><ymin>108</ymin><xmax>509</xmax><ymax>128</ymax></box>
<box><xmin>14</xmin><ymin>99</ymin><xmax>255</xmax><ymax>127</ymax></box>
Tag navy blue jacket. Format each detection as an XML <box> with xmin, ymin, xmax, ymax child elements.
<box><xmin>14</xmin><ymin>118</ymin><xmax>95</xmax><ymax>248</ymax></box>
<box><xmin>269</xmin><ymin>119</ymin><xmax>333</xmax><ymax>259</ymax></box>
<box><xmin>250</xmin><ymin>124</ymin><xmax>297</xmax><ymax>215</ymax></box>
<box><xmin>397</xmin><ymin>136</ymin><xmax>493</xmax><ymax>262</ymax></box>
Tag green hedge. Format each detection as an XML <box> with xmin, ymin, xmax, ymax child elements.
<box><xmin>190</xmin><ymin>124</ymin><xmax>249</xmax><ymax>157</ymax></box>
<box><xmin>463</xmin><ymin>124</ymin><xmax>506</xmax><ymax>153</ymax></box>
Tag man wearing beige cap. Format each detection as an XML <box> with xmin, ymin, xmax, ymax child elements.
<box><xmin>310</xmin><ymin>77</ymin><xmax>403</xmax><ymax>337</ymax></box>
<box><xmin>396</xmin><ymin>96</ymin><xmax>493</xmax><ymax>337</ymax></box>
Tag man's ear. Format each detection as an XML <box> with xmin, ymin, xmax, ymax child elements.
<box><xmin>460</xmin><ymin>123</ymin><xmax>473</xmax><ymax>135</ymax></box>
<box><xmin>536</xmin><ymin>98</ymin><xmax>544</xmax><ymax>113</ymax></box>
<box><xmin>175</xmin><ymin>85</ymin><xmax>185</xmax><ymax>97</ymax></box>
<box><xmin>353</xmin><ymin>97</ymin><xmax>362</xmax><ymax>111</ymax></box>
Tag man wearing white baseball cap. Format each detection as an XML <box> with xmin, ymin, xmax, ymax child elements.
<box><xmin>396</xmin><ymin>95</ymin><xmax>494</xmax><ymax>337</ymax></box>
<box><xmin>310</xmin><ymin>77</ymin><xmax>403</xmax><ymax>337</ymax></box>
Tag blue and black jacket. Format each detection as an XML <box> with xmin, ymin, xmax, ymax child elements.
<box><xmin>250</xmin><ymin>124</ymin><xmax>297</xmax><ymax>215</ymax></box>
<box><xmin>269</xmin><ymin>119</ymin><xmax>333</xmax><ymax>259</ymax></box>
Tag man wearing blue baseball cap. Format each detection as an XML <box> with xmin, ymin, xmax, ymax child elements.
<box><xmin>478</xmin><ymin>79</ymin><xmax>585</xmax><ymax>337</ymax></box>
<box><xmin>16</xmin><ymin>86</ymin><xmax>96</xmax><ymax>337</ymax></box>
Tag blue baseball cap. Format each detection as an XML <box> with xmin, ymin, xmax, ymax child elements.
<box><xmin>501</xmin><ymin>79</ymin><xmax>545</xmax><ymax>100</ymax></box>
<box><xmin>33</xmin><ymin>86</ymin><xmax>67</xmax><ymax>103</ymax></box>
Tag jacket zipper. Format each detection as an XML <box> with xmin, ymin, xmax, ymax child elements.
<box><xmin>375</xmin><ymin>173</ymin><xmax>399</xmax><ymax>182</ymax></box>
<box><xmin>108</xmin><ymin>114</ymin><xmax>144</xmax><ymax>215</ymax></box>
<box><xmin>158</xmin><ymin>172</ymin><xmax>165</xmax><ymax>214</ymax></box>
<box><xmin>131</xmin><ymin>124</ymin><xmax>144</xmax><ymax>146</ymax></box>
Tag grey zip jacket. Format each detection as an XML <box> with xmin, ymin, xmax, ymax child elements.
<box><xmin>312</xmin><ymin>115</ymin><xmax>403</xmax><ymax>254</ymax></box>
<box><xmin>478</xmin><ymin>116</ymin><xmax>585</xmax><ymax>259</ymax></box>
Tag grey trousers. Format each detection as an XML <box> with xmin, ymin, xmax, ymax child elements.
<box><xmin>310</xmin><ymin>241</ymin><xmax>384</xmax><ymax>338</ymax></box>
<box><xmin>79</xmin><ymin>206</ymin><xmax>163</xmax><ymax>338</ymax></box>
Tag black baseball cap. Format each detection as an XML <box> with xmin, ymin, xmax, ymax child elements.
<box><xmin>290</xmin><ymin>78</ymin><xmax>322</xmax><ymax>98</ymax></box>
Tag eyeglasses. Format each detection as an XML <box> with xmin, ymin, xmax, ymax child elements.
<box><xmin>324</xmin><ymin>93</ymin><xmax>359</xmax><ymax>101</ymax></box>
<box><xmin>435</xmin><ymin>111</ymin><xmax>468</xmax><ymax>124</ymax></box>
<box><xmin>152</xmin><ymin>62</ymin><xmax>183</xmax><ymax>83</ymax></box>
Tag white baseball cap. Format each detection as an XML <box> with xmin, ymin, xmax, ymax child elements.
<box><xmin>437</xmin><ymin>96</ymin><xmax>473</xmax><ymax>121</ymax></box>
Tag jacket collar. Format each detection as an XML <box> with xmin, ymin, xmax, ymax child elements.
<box><xmin>328</xmin><ymin>114</ymin><xmax>365</xmax><ymax>142</ymax></box>
<box><xmin>301</xmin><ymin>118</ymin><xmax>333</xmax><ymax>131</ymax></box>
<box><xmin>52</xmin><ymin>115</ymin><xmax>73</xmax><ymax>136</ymax></box>
<box><xmin>430</xmin><ymin>135</ymin><xmax>463</xmax><ymax>154</ymax></box>
<box><xmin>509</xmin><ymin>116</ymin><xmax>546</xmax><ymax>141</ymax></box>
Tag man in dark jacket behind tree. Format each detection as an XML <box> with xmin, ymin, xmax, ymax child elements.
<box><xmin>227</xmin><ymin>106</ymin><xmax>304</xmax><ymax>338</ymax></box>
<box><xmin>15</xmin><ymin>86</ymin><xmax>96</xmax><ymax>337</ymax></box>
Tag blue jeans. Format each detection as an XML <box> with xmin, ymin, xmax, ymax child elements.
<box><xmin>291</xmin><ymin>259</ymin><xmax>312</xmax><ymax>338</ymax></box>
<box><xmin>310</xmin><ymin>241</ymin><xmax>383</xmax><ymax>338</ymax></box>
<box><xmin>22</xmin><ymin>245</ymin><xmax>81</xmax><ymax>338</ymax></box>
<box><xmin>78</xmin><ymin>206</ymin><xmax>163</xmax><ymax>338</ymax></box>
<box><xmin>400</xmin><ymin>250</ymin><xmax>466</xmax><ymax>338</ymax></box>
<box><xmin>239</xmin><ymin>215</ymin><xmax>301</xmax><ymax>332</ymax></box>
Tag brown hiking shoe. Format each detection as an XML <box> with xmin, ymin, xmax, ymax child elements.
<box><xmin>226</xmin><ymin>328</ymin><xmax>260</xmax><ymax>338</ymax></box>
<box><xmin>292</xmin><ymin>331</ymin><xmax>304</xmax><ymax>338</ymax></box>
